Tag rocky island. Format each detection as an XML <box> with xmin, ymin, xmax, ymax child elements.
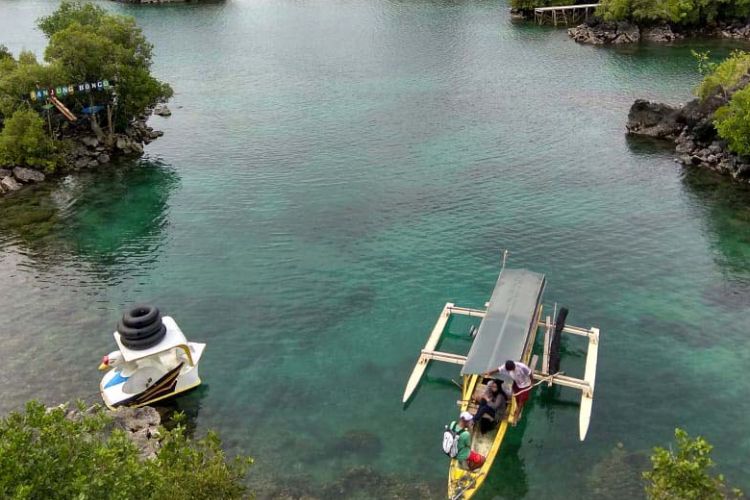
<box><xmin>0</xmin><ymin>2</ymin><xmax>172</xmax><ymax>196</ymax></box>
<box><xmin>627</xmin><ymin>52</ymin><xmax>750</xmax><ymax>183</ymax></box>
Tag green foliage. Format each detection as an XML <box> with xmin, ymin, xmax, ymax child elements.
<box><xmin>0</xmin><ymin>401</ymin><xmax>253</xmax><ymax>500</ymax></box>
<box><xmin>0</xmin><ymin>2</ymin><xmax>173</xmax><ymax>170</ymax></box>
<box><xmin>0</xmin><ymin>108</ymin><xmax>61</xmax><ymax>172</ymax></box>
<box><xmin>643</xmin><ymin>428</ymin><xmax>743</xmax><ymax>500</ymax></box>
<box><xmin>714</xmin><ymin>85</ymin><xmax>750</xmax><ymax>155</ymax></box>
<box><xmin>0</xmin><ymin>51</ymin><xmax>67</xmax><ymax>118</ymax></box>
<box><xmin>695</xmin><ymin>51</ymin><xmax>750</xmax><ymax>101</ymax></box>
<box><xmin>692</xmin><ymin>50</ymin><xmax>717</xmax><ymax>76</ymax></box>
<box><xmin>596</xmin><ymin>0</ymin><xmax>750</xmax><ymax>25</ymax></box>
<box><xmin>37</xmin><ymin>1</ymin><xmax>172</xmax><ymax>129</ymax></box>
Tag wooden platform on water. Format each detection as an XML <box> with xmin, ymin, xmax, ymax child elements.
<box><xmin>534</xmin><ymin>3</ymin><xmax>599</xmax><ymax>26</ymax></box>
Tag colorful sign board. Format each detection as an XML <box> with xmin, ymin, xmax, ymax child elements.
<box><xmin>30</xmin><ymin>80</ymin><xmax>111</xmax><ymax>101</ymax></box>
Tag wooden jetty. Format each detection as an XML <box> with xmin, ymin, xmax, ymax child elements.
<box><xmin>534</xmin><ymin>3</ymin><xmax>600</xmax><ymax>26</ymax></box>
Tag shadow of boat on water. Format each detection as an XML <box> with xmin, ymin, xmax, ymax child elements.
<box><xmin>0</xmin><ymin>157</ymin><xmax>180</xmax><ymax>284</ymax></box>
<box><xmin>151</xmin><ymin>383</ymin><xmax>209</xmax><ymax>439</ymax></box>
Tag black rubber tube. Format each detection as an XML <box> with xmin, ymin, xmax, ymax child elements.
<box><xmin>549</xmin><ymin>307</ymin><xmax>568</xmax><ymax>375</ymax></box>
<box><xmin>121</xmin><ymin>305</ymin><xmax>160</xmax><ymax>329</ymax></box>
<box><xmin>117</xmin><ymin>317</ymin><xmax>163</xmax><ymax>339</ymax></box>
<box><xmin>120</xmin><ymin>325</ymin><xmax>167</xmax><ymax>350</ymax></box>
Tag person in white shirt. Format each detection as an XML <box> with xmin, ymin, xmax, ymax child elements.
<box><xmin>483</xmin><ymin>360</ymin><xmax>533</xmax><ymax>412</ymax></box>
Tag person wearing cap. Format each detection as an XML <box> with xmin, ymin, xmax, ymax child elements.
<box><xmin>483</xmin><ymin>360</ymin><xmax>533</xmax><ymax>414</ymax></box>
<box><xmin>450</xmin><ymin>411</ymin><xmax>486</xmax><ymax>470</ymax></box>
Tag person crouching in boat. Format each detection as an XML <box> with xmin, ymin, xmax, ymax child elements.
<box><xmin>454</xmin><ymin>412</ymin><xmax>486</xmax><ymax>470</ymax></box>
<box><xmin>483</xmin><ymin>360</ymin><xmax>532</xmax><ymax>417</ymax></box>
<box><xmin>472</xmin><ymin>379</ymin><xmax>507</xmax><ymax>434</ymax></box>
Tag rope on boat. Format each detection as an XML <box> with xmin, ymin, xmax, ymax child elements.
<box><xmin>512</xmin><ymin>371</ymin><xmax>563</xmax><ymax>396</ymax></box>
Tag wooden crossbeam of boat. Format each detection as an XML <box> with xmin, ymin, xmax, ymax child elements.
<box><xmin>421</xmin><ymin>349</ymin><xmax>467</xmax><ymax>365</ymax></box>
<box><xmin>533</xmin><ymin>371</ymin><xmax>591</xmax><ymax>395</ymax></box>
<box><xmin>537</xmin><ymin>319</ymin><xmax>598</xmax><ymax>340</ymax></box>
<box><xmin>447</xmin><ymin>305</ymin><xmax>487</xmax><ymax>318</ymax></box>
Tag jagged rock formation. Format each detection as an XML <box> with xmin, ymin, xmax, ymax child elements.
<box><xmin>61</xmin><ymin>404</ymin><xmax>162</xmax><ymax>460</ymax></box>
<box><xmin>0</xmin><ymin>114</ymin><xmax>165</xmax><ymax>196</ymax></box>
<box><xmin>569</xmin><ymin>20</ymin><xmax>750</xmax><ymax>45</ymax></box>
<box><xmin>626</xmin><ymin>76</ymin><xmax>750</xmax><ymax>183</ymax></box>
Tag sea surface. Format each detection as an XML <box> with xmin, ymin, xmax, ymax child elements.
<box><xmin>0</xmin><ymin>1</ymin><xmax>749</xmax><ymax>498</ymax></box>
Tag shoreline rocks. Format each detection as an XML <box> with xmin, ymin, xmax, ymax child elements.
<box><xmin>569</xmin><ymin>20</ymin><xmax>750</xmax><ymax>45</ymax></box>
<box><xmin>0</xmin><ymin>113</ymin><xmax>166</xmax><ymax>197</ymax></box>
<box><xmin>626</xmin><ymin>87</ymin><xmax>750</xmax><ymax>183</ymax></box>
<box><xmin>60</xmin><ymin>404</ymin><xmax>162</xmax><ymax>460</ymax></box>
<box><xmin>569</xmin><ymin>21</ymin><xmax>640</xmax><ymax>45</ymax></box>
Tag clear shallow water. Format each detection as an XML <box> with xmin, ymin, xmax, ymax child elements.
<box><xmin>1</xmin><ymin>1</ymin><xmax>749</xmax><ymax>498</ymax></box>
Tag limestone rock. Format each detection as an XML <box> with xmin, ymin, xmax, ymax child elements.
<box><xmin>81</xmin><ymin>136</ymin><xmax>99</xmax><ymax>148</ymax></box>
<box><xmin>641</xmin><ymin>24</ymin><xmax>682</xmax><ymax>42</ymax></box>
<box><xmin>110</xmin><ymin>406</ymin><xmax>161</xmax><ymax>459</ymax></box>
<box><xmin>1</xmin><ymin>176</ymin><xmax>21</xmax><ymax>192</ymax></box>
<box><xmin>626</xmin><ymin>99</ymin><xmax>682</xmax><ymax>138</ymax></box>
<box><xmin>569</xmin><ymin>22</ymin><xmax>639</xmax><ymax>45</ymax></box>
<box><xmin>98</xmin><ymin>153</ymin><xmax>111</xmax><ymax>164</ymax></box>
<box><xmin>13</xmin><ymin>166</ymin><xmax>45</xmax><ymax>183</ymax></box>
<box><xmin>0</xmin><ymin>168</ymin><xmax>10</xmax><ymax>178</ymax></box>
<box><xmin>153</xmin><ymin>104</ymin><xmax>171</xmax><ymax>117</ymax></box>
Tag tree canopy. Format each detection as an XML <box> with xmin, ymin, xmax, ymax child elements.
<box><xmin>37</xmin><ymin>1</ymin><xmax>172</xmax><ymax>129</ymax></box>
<box><xmin>691</xmin><ymin>51</ymin><xmax>750</xmax><ymax>157</ymax></box>
<box><xmin>643</xmin><ymin>428</ymin><xmax>743</xmax><ymax>500</ymax></box>
<box><xmin>0</xmin><ymin>1</ymin><xmax>172</xmax><ymax>130</ymax></box>
<box><xmin>0</xmin><ymin>108</ymin><xmax>61</xmax><ymax>172</ymax></box>
<box><xmin>596</xmin><ymin>0</ymin><xmax>750</xmax><ymax>25</ymax></box>
<box><xmin>0</xmin><ymin>401</ymin><xmax>252</xmax><ymax>500</ymax></box>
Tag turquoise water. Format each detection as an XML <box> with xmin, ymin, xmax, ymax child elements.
<box><xmin>1</xmin><ymin>1</ymin><xmax>749</xmax><ymax>497</ymax></box>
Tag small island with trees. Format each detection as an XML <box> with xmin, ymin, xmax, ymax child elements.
<box><xmin>0</xmin><ymin>2</ymin><xmax>172</xmax><ymax>195</ymax></box>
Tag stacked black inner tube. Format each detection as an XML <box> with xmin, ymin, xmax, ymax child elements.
<box><xmin>117</xmin><ymin>305</ymin><xmax>167</xmax><ymax>350</ymax></box>
<box><xmin>549</xmin><ymin>307</ymin><xmax>568</xmax><ymax>375</ymax></box>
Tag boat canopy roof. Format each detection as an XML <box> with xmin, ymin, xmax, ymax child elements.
<box><xmin>461</xmin><ymin>269</ymin><xmax>546</xmax><ymax>375</ymax></box>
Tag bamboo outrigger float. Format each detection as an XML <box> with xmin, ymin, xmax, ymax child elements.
<box><xmin>403</xmin><ymin>256</ymin><xmax>600</xmax><ymax>499</ymax></box>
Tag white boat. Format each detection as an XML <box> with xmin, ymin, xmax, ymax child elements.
<box><xmin>99</xmin><ymin>306</ymin><xmax>206</xmax><ymax>409</ymax></box>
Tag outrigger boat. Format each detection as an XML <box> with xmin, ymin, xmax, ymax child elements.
<box><xmin>403</xmin><ymin>258</ymin><xmax>600</xmax><ymax>499</ymax></box>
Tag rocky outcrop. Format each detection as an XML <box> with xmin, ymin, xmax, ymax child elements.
<box><xmin>61</xmin><ymin>404</ymin><xmax>162</xmax><ymax>460</ymax></box>
<box><xmin>571</xmin><ymin>20</ymin><xmax>750</xmax><ymax>45</ymax></box>
<box><xmin>13</xmin><ymin>167</ymin><xmax>45</xmax><ymax>183</ymax></box>
<box><xmin>1</xmin><ymin>113</ymin><xmax>167</xmax><ymax>197</ymax></box>
<box><xmin>1</xmin><ymin>176</ymin><xmax>21</xmax><ymax>192</ymax></box>
<box><xmin>110</xmin><ymin>406</ymin><xmax>162</xmax><ymax>459</ymax></box>
<box><xmin>568</xmin><ymin>21</ymin><xmax>639</xmax><ymax>45</ymax></box>
<box><xmin>627</xmin><ymin>78</ymin><xmax>750</xmax><ymax>183</ymax></box>
<box><xmin>153</xmin><ymin>104</ymin><xmax>171</xmax><ymax>117</ymax></box>
<box><xmin>641</xmin><ymin>24</ymin><xmax>682</xmax><ymax>42</ymax></box>
<box><xmin>626</xmin><ymin>100</ymin><xmax>683</xmax><ymax>138</ymax></box>
<box><xmin>718</xmin><ymin>22</ymin><xmax>750</xmax><ymax>39</ymax></box>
